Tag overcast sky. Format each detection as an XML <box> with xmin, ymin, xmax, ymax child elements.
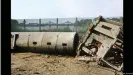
<box><xmin>11</xmin><ymin>0</ymin><xmax>123</xmax><ymax>19</ymax></box>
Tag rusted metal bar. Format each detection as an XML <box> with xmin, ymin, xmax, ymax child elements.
<box><xmin>112</xmin><ymin>44</ymin><xmax>123</xmax><ymax>52</ymax></box>
<box><xmin>117</xmin><ymin>38</ymin><xmax>123</xmax><ymax>43</ymax></box>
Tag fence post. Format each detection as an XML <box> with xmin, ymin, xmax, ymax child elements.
<box><xmin>23</xmin><ymin>19</ymin><xmax>26</xmax><ymax>31</ymax></box>
<box><xmin>67</xmin><ymin>24</ymin><xmax>69</xmax><ymax>29</ymax></box>
<box><xmin>57</xmin><ymin>18</ymin><xmax>58</xmax><ymax>31</ymax></box>
<box><xmin>49</xmin><ymin>22</ymin><xmax>51</xmax><ymax>31</ymax></box>
<box><xmin>39</xmin><ymin>19</ymin><xmax>41</xmax><ymax>32</ymax></box>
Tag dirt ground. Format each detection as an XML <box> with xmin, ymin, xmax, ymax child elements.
<box><xmin>11</xmin><ymin>52</ymin><xmax>123</xmax><ymax>75</ymax></box>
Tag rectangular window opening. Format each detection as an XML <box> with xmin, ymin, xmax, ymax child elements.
<box><xmin>33</xmin><ymin>42</ymin><xmax>37</xmax><ymax>45</ymax></box>
<box><xmin>47</xmin><ymin>42</ymin><xmax>51</xmax><ymax>45</ymax></box>
<box><xmin>93</xmin><ymin>30</ymin><xmax>100</xmax><ymax>35</ymax></box>
<box><xmin>102</xmin><ymin>25</ymin><xmax>112</xmax><ymax>30</ymax></box>
<box><xmin>62</xmin><ymin>43</ymin><xmax>67</xmax><ymax>46</ymax></box>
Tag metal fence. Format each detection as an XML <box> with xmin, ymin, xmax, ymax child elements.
<box><xmin>13</xmin><ymin>18</ymin><xmax>93</xmax><ymax>35</ymax></box>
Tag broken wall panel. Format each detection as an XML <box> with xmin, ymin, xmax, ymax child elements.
<box><xmin>102</xmin><ymin>45</ymin><xmax>123</xmax><ymax>71</ymax></box>
<box><xmin>76</xmin><ymin>16</ymin><xmax>123</xmax><ymax>71</ymax></box>
<box><xmin>84</xmin><ymin>32</ymin><xmax>115</xmax><ymax>58</ymax></box>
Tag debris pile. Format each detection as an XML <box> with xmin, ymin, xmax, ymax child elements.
<box><xmin>75</xmin><ymin>16</ymin><xmax>123</xmax><ymax>72</ymax></box>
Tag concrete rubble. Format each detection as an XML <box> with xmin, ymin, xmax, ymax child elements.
<box><xmin>76</xmin><ymin>16</ymin><xmax>123</xmax><ymax>72</ymax></box>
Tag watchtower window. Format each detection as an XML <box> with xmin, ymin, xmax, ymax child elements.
<box><xmin>102</xmin><ymin>25</ymin><xmax>112</xmax><ymax>30</ymax></box>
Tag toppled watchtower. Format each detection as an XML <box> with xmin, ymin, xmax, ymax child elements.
<box><xmin>76</xmin><ymin>16</ymin><xmax>123</xmax><ymax>71</ymax></box>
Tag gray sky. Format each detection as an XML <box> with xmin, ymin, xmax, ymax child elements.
<box><xmin>11</xmin><ymin>0</ymin><xmax>123</xmax><ymax>19</ymax></box>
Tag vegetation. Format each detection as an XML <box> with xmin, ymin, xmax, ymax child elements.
<box><xmin>41</xmin><ymin>27</ymin><xmax>73</xmax><ymax>32</ymax></box>
<box><xmin>11</xmin><ymin>19</ymin><xmax>19</xmax><ymax>32</ymax></box>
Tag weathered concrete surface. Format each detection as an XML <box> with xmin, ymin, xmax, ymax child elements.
<box><xmin>16</xmin><ymin>33</ymin><xmax>31</xmax><ymax>48</ymax></box>
<box><xmin>11</xmin><ymin>32</ymin><xmax>79</xmax><ymax>55</ymax></box>
<box><xmin>94</xmin><ymin>22</ymin><xmax>120</xmax><ymax>38</ymax></box>
<box><xmin>11</xmin><ymin>53</ymin><xmax>123</xmax><ymax>75</ymax></box>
